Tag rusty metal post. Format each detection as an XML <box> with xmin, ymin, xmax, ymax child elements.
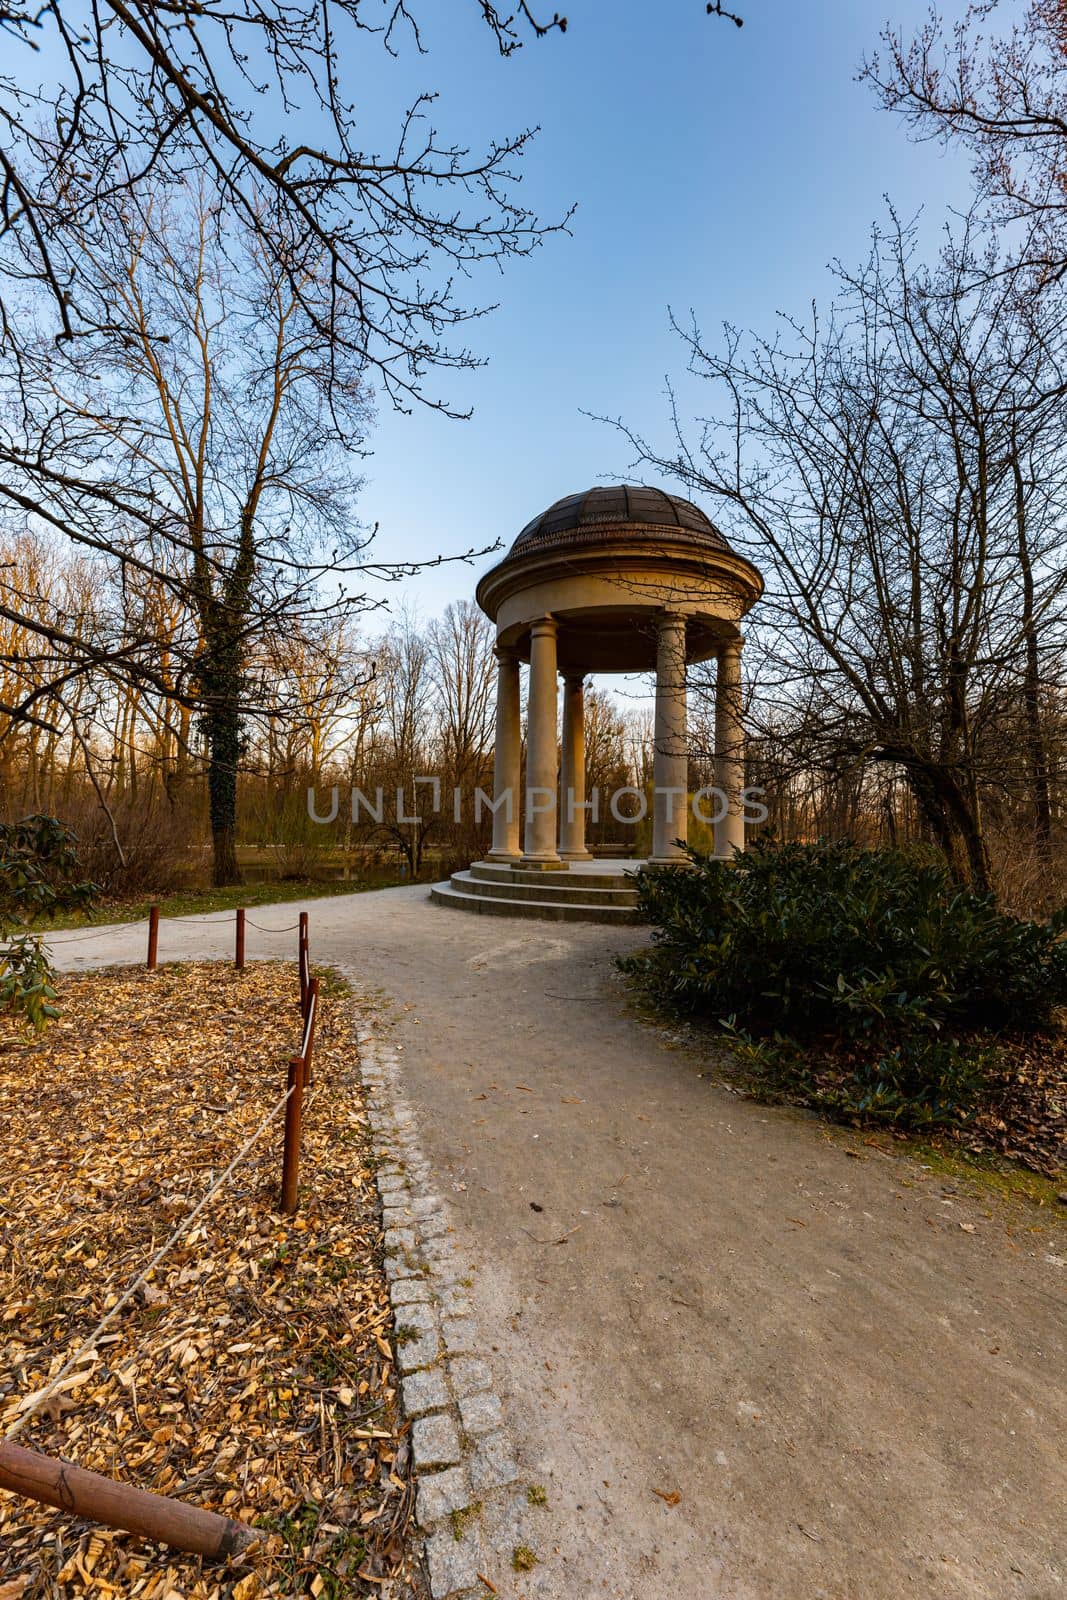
<box><xmin>0</xmin><ymin>1440</ymin><xmax>261</xmax><ymax>1560</ymax></box>
<box><xmin>298</xmin><ymin>911</ymin><xmax>309</xmax><ymax>1015</ymax></box>
<box><xmin>147</xmin><ymin>906</ymin><xmax>159</xmax><ymax>971</ymax></box>
<box><xmin>280</xmin><ymin>1055</ymin><xmax>304</xmax><ymax>1213</ymax></box>
<box><xmin>235</xmin><ymin>908</ymin><xmax>245</xmax><ymax>970</ymax></box>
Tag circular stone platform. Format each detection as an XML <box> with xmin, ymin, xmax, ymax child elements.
<box><xmin>430</xmin><ymin>859</ymin><xmax>644</xmax><ymax>924</ymax></box>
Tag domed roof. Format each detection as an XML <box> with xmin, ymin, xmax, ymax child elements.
<box><xmin>509</xmin><ymin>485</ymin><xmax>730</xmax><ymax>558</ymax></box>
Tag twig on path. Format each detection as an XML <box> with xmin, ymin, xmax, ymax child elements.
<box><xmin>520</xmin><ymin>1223</ymin><xmax>582</xmax><ymax>1246</ymax></box>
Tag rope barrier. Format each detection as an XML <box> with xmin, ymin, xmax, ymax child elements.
<box><xmin>3</xmin><ymin>1076</ymin><xmax>318</xmax><ymax>1442</ymax></box>
<box><xmin>128</xmin><ymin>913</ymin><xmax>302</xmax><ymax>930</ymax></box>
<box><xmin>43</xmin><ymin>918</ymin><xmax>300</xmax><ymax>944</ymax></box>
<box><xmin>157</xmin><ymin>914</ymin><xmax>239</xmax><ymax>925</ymax></box>
<box><xmin>34</xmin><ymin>920</ymin><xmax>145</xmax><ymax>947</ymax></box>
<box><xmin>31</xmin><ymin>911</ymin><xmax>310</xmax><ymax>944</ymax></box>
<box><xmin>158</xmin><ymin>915</ymin><xmax>308</xmax><ymax>930</ymax></box>
<box><xmin>5</xmin><ymin>902</ymin><xmax>318</xmax><ymax>1464</ymax></box>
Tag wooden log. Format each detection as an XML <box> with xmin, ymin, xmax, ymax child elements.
<box><xmin>146</xmin><ymin>906</ymin><xmax>159</xmax><ymax>971</ymax></box>
<box><xmin>0</xmin><ymin>1440</ymin><xmax>260</xmax><ymax>1561</ymax></box>
<box><xmin>235</xmin><ymin>907</ymin><xmax>245</xmax><ymax>971</ymax></box>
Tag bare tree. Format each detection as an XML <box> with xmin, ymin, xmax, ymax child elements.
<box><xmin>368</xmin><ymin>609</ymin><xmax>439</xmax><ymax>876</ymax></box>
<box><xmin>581</xmin><ymin>686</ymin><xmax>630</xmax><ymax>850</ymax></box>
<box><xmin>865</xmin><ymin>0</ymin><xmax>1067</xmax><ymax>287</ymax></box>
<box><xmin>0</xmin><ymin>0</ymin><xmax>746</xmax><ymax>852</ymax></box>
<box><xmin>263</xmin><ymin>617</ymin><xmax>370</xmax><ymax>783</ymax></box>
<box><xmin>0</xmin><ymin>1</ymin><xmax>747</xmax><ymax>361</ymax></box>
<box><xmin>0</xmin><ymin>1</ymin><xmax>576</xmax><ymax>389</ymax></box>
<box><xmin>0</xmin><ymin>1</ymin><xmax>571</xmax><ymax>837</ymax></box>
<box><xmin>612</xmin><ymin>217</ymin><xmax>1067</xmax><ymax>891</ymax></box>
<box><xmin>624</xmin><ymin>706</ymin><xmax>655</xmax><ymax>793</ymax></box>
<box><xmin>4</xmin><ymin>179</ymin><xmax>377</xmax><ymax>881</ymax></box>
<box><xmin>426</xmin><ymin>601</ymin><xmax>496</xmax><ymax>792</ymax></box>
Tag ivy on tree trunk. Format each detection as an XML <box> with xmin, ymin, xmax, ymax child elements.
<box><xmin>195</xmin><ymin>514</ymin><xmax>255</xmax><ymax>889</ymax></box>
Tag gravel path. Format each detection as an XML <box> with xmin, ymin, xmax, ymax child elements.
<box><xmin>49</xmin><ymin>886</ymin><xmax>1067</xmax><ymax>1600</ymax></box>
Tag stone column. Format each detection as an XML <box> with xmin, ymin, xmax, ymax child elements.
<box><xmin>715</xmin><ymin>633</ymin><xmax>746</xmax><ymax>858</ymax></box>
<box><xmin>521</xmin><ymin>617</ymin><xmax>563</xmax><ymax>868</ymax></box>
<box><xmin>559</xmin><ymin>673</ymin><xmax>592</xmax><ymax>860</ymax></box>
<box><xmin>650</xmin><ymin>612</ymin><xmax>689</xmax><ymax>864</ymax></box>
<box><xmin>487</xmin><ymin>644</ymin><xmax>521</xmax><ymax>861</ymax></box>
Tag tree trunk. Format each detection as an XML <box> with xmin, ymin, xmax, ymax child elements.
<box><xmin>195</xmin><ymin>508</ymin><xmax>255</xmax><ymax>891</ymax></box>
<box><xmin>1012</xmin><ymin>445</ymin><xmax>1054</xmax><ymax>859</ymax></box>
<box><xmin>206</xmin><ymin>698</ymin><xmax>242</xmax><ymax>887</ymax></box>
<box><xmin>910</xmin><ymin>772</ymin><xmax>964</xmax><ymax>882</ymax></box>
<box><xmin>956</xmin><ymin>799</ymin><xmax>994</xmax><ymax>896</ymax></box>
<box><xmin>910</xmin><ymin>762</ymin><xmax>993</xmax><ymax>894</ymax></box>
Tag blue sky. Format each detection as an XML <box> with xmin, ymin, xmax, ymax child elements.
<box><xmin>351</xmin><ymin>0</ymin><xmax>979</xmax><ymax>616</ymax></box>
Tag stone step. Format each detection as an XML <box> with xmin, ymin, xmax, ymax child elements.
<box><xmin>430</xmin><ymin>881</ymin><xmax>642</xmax><ymax>925</ymax></box>
<box><xmin>450</xmin><ymin>870</ymin><xmax>639</xmax><ymax>907</ymax></box>
<box><xmin>470</xmin><ymin>861</ymin><xmax>641</xmax><ymax>892</ymax></box>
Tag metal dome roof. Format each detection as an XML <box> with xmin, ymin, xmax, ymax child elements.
<box><xmin>509</xmin><ymin>485</ymin><xmax>731</xmax><ymax>558</ymax></box>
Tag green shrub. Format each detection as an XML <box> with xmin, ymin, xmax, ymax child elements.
<box><xmin>621</xmin><ymin>838</ymin><xmax>1067</xmax><ymax>1125</ymax></box>
<box><xmin>0</xmin><ymin>815</ymin><xmax>96</xmax><ymax>1031</ymax></box>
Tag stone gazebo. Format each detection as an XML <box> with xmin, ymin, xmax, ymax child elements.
<box><xmin>431</xmin><ymin>485</ymin><xmax>763</xmax><ymax>921</ymax></box>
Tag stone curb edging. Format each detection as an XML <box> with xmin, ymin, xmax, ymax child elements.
<box><xmin>356</xmin><ymin>1021</ymin><xmax>535</xmax><ymax>1599</ymax></box>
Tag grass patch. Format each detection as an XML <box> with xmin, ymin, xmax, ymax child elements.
<box><xmin>257</xmin><ymin>1502</ymin><xmax>368</xmax><ymax>1599</ymax></box>
<box><xmin>861</xmin><ymin>1131</ymin><xmax>1067</xmax><ymax>1217</ymax></box>
<box><xmin>450</xmin><ymin>1501</ymin><xmax>482</xmax><ymax>1541</ymax></box>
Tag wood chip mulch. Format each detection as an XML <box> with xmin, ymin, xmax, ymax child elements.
<box><xmin>0</xmin><ymin>962</ymin><xmax>425</xmax><ymax>1600</ymax></box>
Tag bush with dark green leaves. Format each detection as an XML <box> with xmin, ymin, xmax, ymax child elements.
<box><xmin>621</xmin><ymin>839</ymin><xmax>1067</xmax><ymax>1126</ymax></box>
<box><xmin>0</xmin><ymin>815</ymin><xmax>96</xmax><ymax>1031</ymax></box>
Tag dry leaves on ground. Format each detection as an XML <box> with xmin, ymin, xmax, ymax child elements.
<box><xmin>0</xmin><ymin>961</ymin><xmax>423</xmax><ymax>1600</ymax></box>
<box><xmin>965</xmin><ymin>1035</ymin><xmax>1067</xmax><ymax>1177</ymax></box>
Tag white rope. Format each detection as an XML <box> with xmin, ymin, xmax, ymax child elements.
<box><xmin>4</xmin><ymin>1076</ymin><xmax>316</xmax><ymax>1441</ymax></box>
<box><xmin>152</xmin><ymin>914</ymin><xmax>239</xmax><ymax>925</ymax></box>
<box><xmin>39</xmin><ymin>911</ymin><xmax>307</xmax><ymax>941</ymax></box>
<box><xmin>11</xmin><ymin>919</ymin><xmax>143</xmax><ymax>948</ymax></box>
